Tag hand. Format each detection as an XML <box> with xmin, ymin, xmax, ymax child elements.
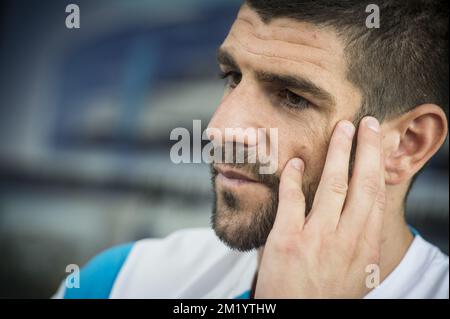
<box><xmin>255</xmin><ymin>117</ymin><xmax>385</xmax><ymax>299</ymax></box>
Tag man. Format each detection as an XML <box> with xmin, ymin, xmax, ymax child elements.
<box><xmin>55</xmin><ymin>0</ymin><xmax>449</xmax><ymax>298</ymax></box>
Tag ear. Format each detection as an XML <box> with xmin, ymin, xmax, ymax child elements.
<box><xmin>382</xmin><ymin>104</ymin><xmax>448</xmax><ymax>185</ymax></box>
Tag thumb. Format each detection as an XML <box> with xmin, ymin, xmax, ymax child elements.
<box><xmin>272</xmin><ymin>158</ymin><xmax>306</xmax><ymax>234</ymax></box>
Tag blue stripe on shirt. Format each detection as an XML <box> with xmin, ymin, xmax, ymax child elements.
<box><xmin>234</xmin><ymin>290</ymin><xmax>251</xmax><ymax>299</ymax></box>
<box><xmin>64</xmin><ymin>242</ymin><xmax>134</xmax><ymax>299</ymax></box>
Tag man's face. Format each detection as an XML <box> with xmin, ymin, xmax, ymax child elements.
<box><xmin>209</xmin><ymin>5</ymin><xmax>362</xmax><ymax>251</ymax></box>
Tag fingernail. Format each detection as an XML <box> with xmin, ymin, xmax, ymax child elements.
<box><xmin>291</xmin><ymin>158</ymin><xmax>304</xmax><ymax>172</ymax></box>
<box><xmin>364</xmin><ymin>116</ymin><xmax>380</xmax><ymax>133</ymax></box>
<box><xmin>339</xmin><ymin>121</ymin><xmax>355</xmax><ymax>139</ymax></box>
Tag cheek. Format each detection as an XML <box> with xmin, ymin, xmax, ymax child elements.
<box><xmin>276</xmin><ymin>119</ymin><xmax>329</xmax><ymax>179</ymax></box>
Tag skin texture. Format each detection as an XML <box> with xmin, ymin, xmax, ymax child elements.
<box><xmin>208</xmin><ymin>5</ymin><xmax>448</xmax><ymax>298</ymax></box>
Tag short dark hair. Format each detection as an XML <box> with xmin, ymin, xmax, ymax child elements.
<box><xmin>246</xmin><ymin>0</ymin><xmax>448</xmax><ymax>201</ymax></box>
<box><xmin>246</xmin><ymin>0</ymin><xmax>449</xmax><ymax>122</ymax></box>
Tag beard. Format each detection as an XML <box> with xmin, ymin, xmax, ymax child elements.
<box><xmin>210</xmin><ymin>159</ymin><xmax>318</xmax><ymax>252</ymax></box>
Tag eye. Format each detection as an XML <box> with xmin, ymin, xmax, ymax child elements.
<box><xmin>279</xmin><ymin>89</ymin><xmax>311</xmax><ymax>109</ymax></box>
<box><xmin>219</xmin><ymin>71</ymin><xmax>242</xmax><ymax>89</ymax></box>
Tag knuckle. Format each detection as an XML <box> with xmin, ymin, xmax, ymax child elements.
<box><xmin>362</xmin><ymin>175</ymin><xmax>380</xmax><ymax>196</ymax></box>
<box><xmin>362</xmin><ymin>238</ymin><xmax>380</xmax><ymax>263</ymax></box>
<box><xmin>272</xmin><ymin>235</ymin><xmax>300</xmax><ymax>255</ymax></box>
<box><xmin>333</xmin><ymin>235</ymin><xmax>356</xmax><ymax>262</ymax></box>
<box><xmin>375</xmin><ymin>190</ymin><xmax>386</xmax><ymax>209</ymax></box>
<box><xmin>327</xmin><ymin>176</ymin><xmax>348</xmax><ymax>195</ymax></box>
<box><xmin>338</xmin><ymin>228</ymin><xmax>359</xmax><ymax>251</ymax></box>
<box><xmin>368</xmin><ymin>249</ymin><xmax>380</xmax><ymax>264</ymax></box>
<box><xmin>302</xmin><ymin>224</ymin><xmax>319</xmax><ymax>240</ymax></box>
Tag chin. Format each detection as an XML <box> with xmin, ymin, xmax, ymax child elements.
<box><xmin>210</xmin><ymin>189</ymin><xmax>278</xmax><ymax>252</ymax></box>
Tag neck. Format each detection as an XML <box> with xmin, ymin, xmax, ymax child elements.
<box><xmin>376</xmin><ymin>203</ymin><xmax>414</xmax><ymax>281</ymax></box>
<box><xmin>256</xmin><ymin>192</ymin><xmax>414</xmax><ymax>290</ymax></box>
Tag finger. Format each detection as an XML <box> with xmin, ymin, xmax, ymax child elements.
<box><xmin>272</xmin><ymin>158</ymin><xmax>306</xmax><ymax>234</ymax></box>
<box><xmin>338</xmin><ymin>116</ymin><xmax>382</xmax><ymax>234</ymax></box>
<box><xmin>363</xmin><ymin>149</ymin><xmax>386</xmax><ymax>253</ymax></box>
<box><xmin>307</xmin><ymin>120</ymin><xmax>355</xmax><ymax>232</ymax></box>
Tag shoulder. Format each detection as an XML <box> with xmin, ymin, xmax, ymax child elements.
<box><xmin>62</xmin><ymin>242</ymin><xmax>135</xmax><ymax>299</ymax></box>
<box><xmin>366</xmin><ymin>235</ymin><xmax>449</xmax><ymax>299</ymax></box>
<box><xmin>57</xmin><ymin>228</ymin><xmax>252</xmax><ymax>298</ymax></box>
<box><xmin>413</xmin><ymin>235</ymin><xmax>449</xmax><ymax>297</ymax></box>
<box><xmin>110</xmin><ymin>228</ymin><xmax>257</xmax><ymax>298</ymax></box>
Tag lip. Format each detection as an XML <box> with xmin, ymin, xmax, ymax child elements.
<box><xmin>214</xmin><ymin>165</ymin><xmax>259</xmax><ymax>186</ymax></box>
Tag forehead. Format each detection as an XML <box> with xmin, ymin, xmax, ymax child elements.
<box><xmin>221</xmin><ymin>4</ymin><xmax>361</xmax><ymax>113</ymax></box>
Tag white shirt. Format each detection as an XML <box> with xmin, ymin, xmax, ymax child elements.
<box><xmin>55</xmin><ymin>227</ymin><xmax>449</xmax><ymax>299</ymax></box>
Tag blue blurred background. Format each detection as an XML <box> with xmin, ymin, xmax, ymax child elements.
<box><xmin>0</xmin><ymin>0</ymin><xmax>447</xmax><ymax>298</ymax></box>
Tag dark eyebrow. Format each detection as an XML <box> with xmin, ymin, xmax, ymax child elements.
<box><xmin>256</xmin><ymin>71</ymin><xmax>336</xmax><ymax>107</ymax></box>
<box><xmin>217</xmin><ymin>47</ymin><xmax>239</xmax><ymax>70</ymax></box>
<box><xmin>217</xmin><ymin>47</ymin><xmax>335</xmax><ymax>107</ymax></box>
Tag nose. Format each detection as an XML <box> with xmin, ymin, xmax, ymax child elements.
<box><xmin>207</xmin><ymin>84</ymin><xmax>263</xmax><ymax>147</ymax></box>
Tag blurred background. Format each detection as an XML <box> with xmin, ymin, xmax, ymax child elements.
<box><xmin>0</xmin><ymin>0</ymin><xmax>448</xmax><ymax>299</ymax></box>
